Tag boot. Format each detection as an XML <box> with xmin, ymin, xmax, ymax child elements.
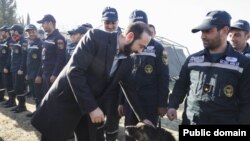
<box><xmin>2</xmin><ymin>90</ymin><xmax>13</xmax><ymax>106</ymax></box>
<box><xmin>0</xmin><ymin>89</ymin><xmax>6</xmax><ymax>102</ymax></box>
<box><xmin>4</xmin><ymin>90</ymin><xmax>16</xmax><ymax>108</ymax></box>
<box><xmin>13</xmin><ymin>94</ymin><xmax>27</xmax><ymax>113</ymax></box>
<box><xmin>26</xmin><ymin>111</ymin><xmax>35</xmax><ymax>117</ymax></box>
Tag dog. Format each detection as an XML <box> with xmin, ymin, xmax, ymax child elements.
<box><xmin>125</xmin><ymin>122</ymin><xmax>176</xmax><ymax>141</ymax></box>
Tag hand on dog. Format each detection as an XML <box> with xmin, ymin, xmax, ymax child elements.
<box><xmin>142</xmin><ymin>119</ymin><xmax>155</xmax><ymax>128</ymax></box>
<box><xmin>167</xmin><ymin>108</ymin><xmax>177</xmax><ymax>121</ymax></box>
<box><xmin>89</xmin><ymin>107</ymin><xmax>105</xmax><ymax>123</ymax></box>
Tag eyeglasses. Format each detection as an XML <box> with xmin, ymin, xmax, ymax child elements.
<box><xmin>104</xmin><ymin>21</ymin><xmax>117</xmax><ymax>25</ymax></box>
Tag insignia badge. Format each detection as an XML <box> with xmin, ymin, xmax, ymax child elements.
<box><xmin>162</xmin><ymin>49</ymin><xmax>168</xmax><ymax>65</ymax></box>
<box><xmin>22</xmin><ymin>42</ymin><xmax>28</xmax><ymax>47</ymax></box>
<box><xmin>203</xmin><ymin>84</ymin><xmax>213</xmax><ymax>93</ymax></box>
<box><xmin>57</xmin><ymin>39</ymin><xmax>65</xmax><ymax>49</ymax></box>
<box><xmin>144</xmin><ymin>64</ymin><xmax>153</xmax><ymax>74</ymax></box>
<box><xmin>32</xmin><ymin>54</ymin><xmax>37</xmax><ymax>59</ymax></box>
<box><xmin>224</xmin><ymin>85</ymin><xmax>234</xmax><ymax>97</ymax></box>
<box><xmin>14</xmin><ymin>49</ymin><xmax>19</xmax><ymax>54</ymax></box>
<box><xmin>1</xmin><ymin>49</ymin><xmax>6</xmax><ymax>54</ymax></box>
<box><xmin>245</xmin><ymin>53</ymin><xmax>250</xmax><ymax>58</ymax></box>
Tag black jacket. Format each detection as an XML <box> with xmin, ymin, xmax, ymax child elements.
<box><xmin>168</xmin><ymin>43</ymin><xmax>250</xmax><ymax>124</ymax></box>
<box><xmin>31</xmin><ymin>29</ymin><xmax>144</xmax><ymax>140</ymax></box>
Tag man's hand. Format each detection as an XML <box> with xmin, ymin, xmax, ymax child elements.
<box><xmin>89</xmin><ymin>107</ymin><xmax>105</xmax><ymax>123</ymax></box>
<box><xmin>158</xmin><ymin>107</ymin><xmax>168</xmax><ymax>117</ymax></box>
<box><xmin>3</xmin><ymin>68</ymin><xmax>8</xmax><ymax>74</ymax></box>
<box><xmin>142</xmin><ymin>119</ymin><xmax>155</xmax><ymax>128</ymax></box>
<box><xmin>167</xmin><ymin>108</ymin><xmax>177</xmax><ymax>121</ymax></box>
<box><xmin>17</xmin><ymin>70</ymin><xmax>23</xmax><ymax>75</ymax></box>
<box><xmin>118</xmin><ymin>104</ymin><xmax>125</xmax><ymax>117</ymax></box>
<box><xmin>35</xmin><ymin>76</ymin><xmax>42</xmax><ymax>84</ymax></box>
<box><xmin>50</xmin><ymin>75</ymin><xmax>57</xmax><ymax>83</ymax></box>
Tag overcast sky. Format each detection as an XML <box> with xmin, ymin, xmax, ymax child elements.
<box><xmin>15</xmin><ymin>0</ymin><xmax>250</xmax><ymax>54</ymax></box>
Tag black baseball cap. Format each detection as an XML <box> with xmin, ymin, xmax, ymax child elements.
<box><xmin>129</xmin><ymin>9</ymin><xmax>148</xmax><ymax>24</ymax></box>
<box><xmin>68</xmin><ymin>26</ymin><xmax>88</xmax><ymax>35</ymax></box>
<box><xmin>25</xmin><ymin>24</ymin><xmax>37</xmax><ymax>31</ymax></box>
<box><xmin>192</xmin><ymin>10</ymin><xmax>231</xmax><ymax>33</ymax></box>
<box><xmin>82</xmin><ymin>23</ymin><xmax>93</xmax><ymax>29</ymax></box>
<box><xmin>8</xmin><ymin>24</ymin><xmax>24</xmax><ymax>34</ymax></box>
<box><xmin>37</xmin><ymin>14</ymin><xmax>56</xmax><ymax>24</ymax></box>
<box><xmin>0</xmin><ymin>25</ymin><xmax>9</xmax><ymax>32</ymax></box>
<box><xmin>102</xmin><ymin>7</ymin><xmax>118</xmax><ymax>22</ymax></box>
<box><xmin>231</xmin><ymin>19</ymin><xmax>250</xmax><ymax>32</ymax></box>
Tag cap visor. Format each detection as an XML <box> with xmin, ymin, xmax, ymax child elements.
<box><xmin>37</xmin><ymin>20</ymin><xmax>44</xmax><ymax>24</ymax></box>
<box><xmin>68</xmin><ymin>31</ymin><xmax>75</xmax><ymax>35</ymax></box>
<box><xmin>191</xmin><ymin>24</ymin><xmax>214</xmax><ymax>33</ymax></box>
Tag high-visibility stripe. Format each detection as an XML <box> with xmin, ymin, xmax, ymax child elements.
<box><xmin>28</xmin><ymin>46</ymin><xmax>39</xmax><ymax>49</ymax></box>
<box><xmin>136</xmin><ymin>52</ymin><xmax>156</xmax><ymax>57</ymax></box>
<box><xmin>44</xmin><ymin>40</ymin><xmax>55</xmax><ymax>45</ymax></box>
<box><xmin>188</xmin><ymin>62</ymin><xmax>243</xmax><ymax>73</ymax></box>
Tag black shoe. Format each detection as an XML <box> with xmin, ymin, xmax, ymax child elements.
<box><xmin>4</xmin><ymin>102</ymin><xmax>17</xmax><ymax>108</ymax></box>
<box><xmin>11</xmin><ymin>106</ymin><xmax>19</xmax><ymax>111</ymax></box>
<box><xmin>14</xmin><ymin>106</ymin><xmax>27</xmax><ymax>113</ymax></box>
<box><xmin>2</xmin><ymin>100</ymin><xmax>9</xmax><ymax>106</ymax></box>
<box><xmin>0</xmin><ymin>97</ymin><xmax>5</xmax><ymax>102</ymax></box>
<box><xmin>26</xmin><ymin>112</ymin><xmax>35</xmax><ymax>117</ymax></box>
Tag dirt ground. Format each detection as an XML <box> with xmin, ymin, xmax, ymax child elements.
<box><xmin>0</xmin><ymin>97</ymin><xmax>183</xmax><ymax>141</ymax></box>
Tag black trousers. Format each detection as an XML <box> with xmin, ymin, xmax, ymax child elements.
<box><xmin>42</xmin><ymin>74</ymin><xmax>52</xmax><ymax>95</ymax></box>
<box><xmin>2</xmin><ymin>72</ymin><xmax>13</xmax><ymax>91</ymax></box>
<box><xmin>12</xmin><ymin>71</ymin><xmax>26</xmax><ymax>94</ymax></box>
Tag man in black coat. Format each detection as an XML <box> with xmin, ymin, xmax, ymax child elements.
<box><xmin>31</xmin><ymin>22</ymin><xmax>153</xmax><ymax>141</ymax></box>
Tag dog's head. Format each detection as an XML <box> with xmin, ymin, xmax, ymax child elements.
<box><xmin>125</xmin><ymin>122</ymin><xmax>176</xmax><ymax>141</ymax></box>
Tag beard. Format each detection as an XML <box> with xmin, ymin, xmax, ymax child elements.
<box><xmin>202</xmin><ymin>33</ymin><xmax>222</xmax><ymax>51</ymax></box>
<box><xmin>122</xmin><ymin>40</ymin><xmax>135</xmax><ymax>57</ymax></box>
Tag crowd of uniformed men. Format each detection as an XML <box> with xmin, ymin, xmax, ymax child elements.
<box><xmin>0</xmin><ymin>6</ymin><xmax>250</xmax><ymax>141</ymax></box>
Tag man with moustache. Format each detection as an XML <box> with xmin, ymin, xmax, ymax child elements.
<box><xmin>167</xmin><ymin>10</ymin><xmax>250</xmax><ymax>124</ymax></box>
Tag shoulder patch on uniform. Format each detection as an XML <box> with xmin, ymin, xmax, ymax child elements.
<box><xmin>162</xmin><ymin>48</ymin><xmax>168</xmax><ymax>65</ymax></box>
<box><xmin>22</xmin><ymin>42</ymin><xmax>28</xmax><ymax>50</ymax></box>
<box><xmin>245</xmin><ymin>53</ymin><xmax>250</xmax><ymax>58</ymax></box>
<box><xmin>57</xmin><ymin>39</ymin><xmax>65</xmax><ymax>49</ymax></box>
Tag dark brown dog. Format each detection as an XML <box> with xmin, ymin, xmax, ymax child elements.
<box><xmin>126</xmin><ymin>122</ymin><xmax>176</xmax><ymax>141</ymax></box>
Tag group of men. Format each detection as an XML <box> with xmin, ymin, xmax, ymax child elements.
<box><xmin>1</xmin><ymin>6</ymin><xmax>250</xmax><ymax>141</ymax></box>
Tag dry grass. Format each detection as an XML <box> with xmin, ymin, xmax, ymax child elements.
<box><xmin>0</xmin><ymin>97</ymin><xmax>182</xmax><ymax>141</ymax></box>
<box><xmin>0</xmin><ymin>97</ymin><xmax>40</xmax><ymax>141</ymax></box>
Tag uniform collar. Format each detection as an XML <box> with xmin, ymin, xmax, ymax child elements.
<box><xmin>203</xmin><ymin>42</ymin><xmax>233</xmax><ymax>62</ymax></box>
<box><xmin>242</xmin><ymin>43</ymin><xmax>250</xmax><ymax>54</ymax></box>
<box><xmin>47</xmin><ymin>29</ymin><xmax>59</xmax><ymax>38</ymax></box>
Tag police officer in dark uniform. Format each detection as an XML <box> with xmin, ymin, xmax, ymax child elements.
<box><xmin>66</xmin><ymin>25</ymin><xmax>88</xmax><ymax>62</ymax></box>
<box><xmin>118</xmin><ymin>10</ymin><xmax>169</xmax><ymax>141</ymax></box>
<box><xmin>0</xmin><ymin>26</ymin><xmax>10</xmax><ymax>101</ymax></box>
<box><xmin>25</xmin><ymin>24</ymin><xmax>43</xmax><ymax>117</ymax></box>
<box><xmin>0</xmin><ymin>25</ymin><xmax>13</xmax><ymax>104</ymax></box>
<box><xmin>7</xmin><ymin>24</ymin><xmax>28</xmax><ymax>113</ymax></box>
<box><xmin>229</xmin><ymin>19</ymin><xmax>250</xmax><ymax>58</ymax></box>
<box><xmin>82</xmin><ymin>23</ymin><xmax>93</xmax><ymax>30</ymax></box>
<box><xmin>167</xmin><ymin>10</ymin><xmax>250</xmax><ymax>124</ymax></box>
<box><xmin>96</xmin><ymin>6</ymin><xmax>123</xmax><ymax>141</ymax></box>
<box><xmin>37</xmin><ymin>14</ymin><xmax>66</xmax><ymax>95</ymax></box>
